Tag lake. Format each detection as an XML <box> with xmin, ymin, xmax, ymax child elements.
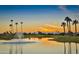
<box><xmin>0</xmin><ymin>38</ymin><xmax>78</xmax><ymax>54</ymax></box>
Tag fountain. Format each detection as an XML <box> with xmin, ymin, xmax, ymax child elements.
<box><xmin>12</xmin><ymin>33</ymin><xmax>39</xmax><ymax>43</ymax></box>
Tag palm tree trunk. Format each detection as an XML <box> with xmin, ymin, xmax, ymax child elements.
<box><xmin>16</xmin><ymin>25</ymin><xmax>18</xmax><ymax>33</ymax></box>
<box><xmin>75</xmin><ymin>24</ymin><xmax>77</xmax><ymax>34</ymax></box>
<box><xmin>11</xmin><ymin>22</ymin><xmax>14</xmax><ymax>33</ymax></box>
<box><xmin>63</xmin><ymin>26</ymin><xmax>65</xmax><ymax>34</ymax></box>
<box><xmin>67</xmin><ymin>22</ymin><xmax>69</xmax><ymax>33</ymax></box>
<box><xmin>21</xmin><ymin>24</ymin><xmax>23</xmax><ymax>33</ymax></box>
<box><xmin>68</xmin><ymin>21</ymin><xmax>71</xmax><ymax>33</ymax></box>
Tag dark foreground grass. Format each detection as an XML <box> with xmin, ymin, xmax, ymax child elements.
<box><xmin>24</xmin><ymin>34</ymin><xmax>79</xmax><ymax>43</ymax></box>
<box><xmin>52</xmin><ymin>35</ymin><xmax>79</xmax><ymax>43</ymax></box>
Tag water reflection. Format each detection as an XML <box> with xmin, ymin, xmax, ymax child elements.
<box><xmin>75</xmin><ymin>42</ymin><xmax>78</xmax><ymax>54</ymax></box>
<box><xmin>68</xmin><ymin>42</ymin><xmax>71</xmax><ymax>54</ymax></box>
<box><xmin>0</xmin><ymin>38</ymin><xmax>78</xmax><ymax>54</ymax></box>
<box><xmin>64</xmin><ymin>42</ymin><xmax>66</xmax><ymax>54</ymax></box>
<box><xmin>9</xmin><ymin>44</ymin><xmax>13</xmax><ymax>54</ymax></box>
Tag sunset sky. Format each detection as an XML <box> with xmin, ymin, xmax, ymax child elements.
<box><xmin>0</xmin><ymin>5</ymin><xmax>79</xmax><ymax>33</ymax></box>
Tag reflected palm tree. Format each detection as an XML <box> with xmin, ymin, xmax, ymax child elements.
<box><xmin>9</xmin><ymin>44</ymin><xmax>13</xmax><ymax>54</ymax></box>
<box><xmin>68</xmin><ymin>42</ymin><xmax>71</xmax><ymax>54</ymax></box>
<box><xmin>75</xmin><ymin>42</ymin><xmax>78</xmax><ymax>54</ymax></box>
<box><xmin>61</xmin><ymin>22</ymin><xmax>66</xmax><ymax>54</ymax></box>
<box><xmin>64</xmin><ymin>16</ymin><xmax>72</xmax><ymax>33</ymax></box>
<box><xmin>64</xmin><ymin>42</ymin><xmax>66</xmax><ymax>54</ymax></box>
<box><xmin>72</xmin><ymin>19</ymin><xmax>78</xmax><ymax>54</ymax></box>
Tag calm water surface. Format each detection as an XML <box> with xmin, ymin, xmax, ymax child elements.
<box><xmin>0</xmin><ymin>38</ymin><xmax>78</xmax><ymax>54</ymax></box>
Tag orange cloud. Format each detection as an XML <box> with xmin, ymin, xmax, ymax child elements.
<box><xmin>38</xmin><ymin>24</ymin><xmax>63</xmax><ymax>32</ymax></box>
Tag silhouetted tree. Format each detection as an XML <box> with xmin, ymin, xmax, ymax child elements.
<box><xmin>61</xmin><ymin>22</ymin><xmax>66</xmax><ymax>54</ymax></box>
<box><xmin>15</xmin><ymin>22</ymin><xmax>18</xmax><ymax>33</ymax></box>
<box><xmin>72</xmin><ymin>19</ymin><xmax>78</xmax><ymax>34</ymax></box>
<box><xmin>64</xmin><ymin>16</ymin><xmax>72</xmax><ymax>33</ymax></box>
<box><xmin>20</xmin><ymin>22</ymin><xmax>23</xmax><ymax>54</ymax></box>
<box><xmin>61</xmin><ymin>22</ymin><xmax>66</xmax><ymax>34</ymax></box>
<box><xmin>10</xmin><ymin>20</ymin><xmax>14</xmax><ymax>33</ymax></box>
<box><xmin>9</xmin><ymin>24</ymin><xmax>12</xmax><ymax>32</ymax></box>
<box><xmin>20</xmin><ymin>22</ymin><xmax>23</xmax><ymax>33</ymax></box>
<box><xmin>72</xmin><ymin>20</ymin><xmax>79</xmax><ymax>54</ymax></box>
<box><xmin>15</xmin><ymin>22</ymin><xmax>18</xmax><ymax>54</ymax></box>
<box><xmin>38</xmin><ymin>31</ymin><xmax>43</xmax><ymax>35</ymax></box>
<box><xmin>11</xmin><ymin>20</ymin><xmax>13</xmax><ymax>23</ymax></box>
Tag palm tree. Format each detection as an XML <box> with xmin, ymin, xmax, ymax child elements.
<box><xmin>20</xmin><ymin>22</ymin><xmax>23</xmax><ymax>54</ymax></box>
<box><xmin>20</xmin><ymin>22</ymin><xmax>23</xmax><ymax>33</ymax></box>
<box><xmin>72</xmin><ymin>19</ymin><xmax>78</xmax><ymax>34</ymax></box>
<box><xmin>10</xmin><ymin>20</ymin><xmax>14</xmax><ymax>33</ymax></box>
<box><xmin>15</xmin><ymin>22</ymin><xmax>18</xmax><ymax>54</ymax></box>
<box><xmin>15</xmin><ymin>22</ymin><xmax>18</xmax><ymax>33</ymax></box>
<box><xmin>9</xmin><ymin>24</ymin><xmax>13</xmax><ymax>54</ymax></box>
<box><xmin>64</xmin><ymin>17</ymin><xmax>72</xmax><ymax>54</ymax></box>
<box><xmin>9</xmin><ymin>24</ymin><xmax>12</xmax><ymax>32</ymax></box>
<box><xmin>64</xmin><ymin>16</ymin><xmax>72</xmax><ymax>33</ymax></box>
<box><xmin>61</xmin><ymin>22</ymin><xmax>66</xmax><ymax>34</ymax></box>
<box><xmin>72</xmin><ymin>20</ymin><xmax>78</xmax><ymax>54</ymax></box>
<box><xmin>61</xmin><ymin>22</ymin><xmax>66</xmax><ymax>54</ymax></box>
<box><xmin>11</xmin><ymin>20</ymin><xmax>13</xmax><ymax>22</ymax></box>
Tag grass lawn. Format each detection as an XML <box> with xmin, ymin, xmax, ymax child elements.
<box><xmin>52</xmin><ymin>35</ymin><xmax>79</xmax><ymax>43</ymax></box>
<box><xmin>24</xmin><ymin>34</ymin><xmax>53</xmax><ymax>38</ymax></box>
